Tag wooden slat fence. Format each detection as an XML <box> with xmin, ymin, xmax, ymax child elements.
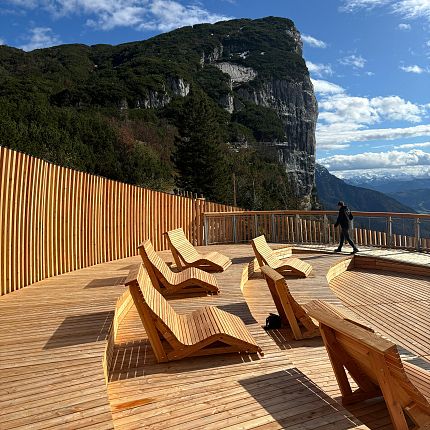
<box><xmin>0</xmin><ymin>146</ymin><xmax>237</xmax><ymax>296</ymax></box>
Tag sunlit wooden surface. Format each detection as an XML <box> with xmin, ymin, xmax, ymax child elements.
<box><xmin>1</xmin><ymin>244</ymin><xmax>429</xmax><ymax>429</ymax></box>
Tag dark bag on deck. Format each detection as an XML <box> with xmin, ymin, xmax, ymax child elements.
<box><xmin>265</xmin><ymin>313</ymin><xmax>282</xmax><ymax>330</ymax></box>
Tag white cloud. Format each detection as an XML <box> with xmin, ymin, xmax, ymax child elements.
<box><xmin>141</xmin><ymin>0</ymin><xmax>231</xmax><ymax>32</ymax></box>
<box><xmin>301</xmin><ymin>34</ymin><xmax>327</xmax><ymax>48</ymax></box>
<box><xmin>400</xmin><ymin>64</ymin><xmax>428</xmax><ymax>73</ymax></box>
<box><xmin>339</xmin><ymin>54</ymin><xmax>366</xmax><ymax>69</ymax></box>
<box><xmin>19</xmin><ymin>27</ymin><xmax>61</xmax><ymax>51</ymax></box>
<box><xmin>311</xmin><ymin>79</ymin><xmax>345</xmax><ymax>95</ymax></box>
<box><xmin>317</xmin><ymin>124</ymin><xmax>430</xmax><ymax>147</ymax></box>
<box><xmin>306</xmin><ymin>61</ymin><xmax>333</xmax><ymax>77</ymax></box>
<box><xmin>398</xmin><ymin>22</ymin><xmax>411</xmax><ymax>29</ymax></box>
<box><xmin>319</xmin><ymin>149</ymin><xmax>430</xmax><ymax>171</ymax></box>
<box><xmin>0</xmin><ymin>38</ymin><xmax>5</xmax><ymax>45</ymax></box>
<box><xmin>319</xmin><ymin>94</ymin><xmax>425</xmax><ymax>128</ymax></box>
<box><xmin>7</xmin><ymin>0</ymin><xmax>38</xmax><ymax>6</ymax></box>
<box><xmin>315</xmin><ymin>75</ymin><xmax>429</xmax><ymax>149</ymax></box>
<box><xmin>392</xmin><ymin>0</ymin><xmax>430</xmax><ymax>20</ymax></box>
<box><xmin>342</xmin><ymin>0</ymin><xmax>430</xmax><ymax>22</ymax></box>
<box><xmin>6</xmin><ymin>0</ymin><xmax>232</xmax><ymax>32</ymax></box>
<box><xmin>340</xmin><ymin>0</ymin><xmax>391</xmax><ymax>12</ymax></box>
<box><xmin>331</xmin><ymin>165</ymin><xmax>430</xmax><ymax>180</ymax></box>
<box><xmin>394</xmin><ymin>141</ymin><xmax>430</xmax><ymax>148</ymax></box>
<box><xmin>371</xmin><ymin>96</ymin><xmax>425</xmax><ymax>122</ymax></box>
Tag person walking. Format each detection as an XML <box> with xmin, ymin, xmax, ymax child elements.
<box><xmin>334</xmin><ymin>201</ymin><xmax>359</xmax><ymax>253</ymax></box>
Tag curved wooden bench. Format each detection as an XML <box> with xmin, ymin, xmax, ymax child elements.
<box><xmin>165</xmin><ymin>228</ymin><xmax>232</xmax><ymax>272</ymax></box>
<box><xmin>251</xmin><ymin>235</ymin><xmax>312</xmax><ymax>278</ymax></box>
<box><xmin>304</xmin><ymin>299</ymin><xmax>430</xmax><ymax>430</ymax></box>
<box><xmin>260</xmin><ymin>265</ymin><xmax>319</xmax><ymax>340</ymax></box>
<box><xmin>139</xmin><ymin>239</ymin><xmax>219</xmax><ymax>295</ymax></box>
<box><xmin>125</xmin><ymin>264</ymin><xmax>261</xmax><ymax>362</ymax></box>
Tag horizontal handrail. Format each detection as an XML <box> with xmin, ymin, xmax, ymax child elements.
<box><xmin>203</xmin><ymin>210</ymin><xmax>428</xmax><ymax>219</ymax></box>
<box><xmin>202</xmin><ymin>210</ymin><xmax>430</xmax><ymax>253</ymax></box>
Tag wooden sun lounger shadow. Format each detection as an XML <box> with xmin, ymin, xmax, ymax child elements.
<box><xmin>303</xmin><ymin>299</ymin><xmax>430</xmax><ymax>430</ymax></box>
<box><xmin>164</xmin><ymin>228</ymin><xmax>232</xmax><ymax>272</ymax></box>
<box><xmin>251</xmin><ymin>235</ymin><xmax>312</xmax><ymax>277</ymax></box>
<box><xmin>260</xmin><ymin>265</ymin><xmax>319</xmax><ymax>340</ymax></box>
<box><xmin>125</xmin><ymin>264</ymin><xmax>261</xmax><ymax>363</ymax></box>
<box><xmin>139</xmin><ymin>239</ymin><xmax>219</xmax><ymax>296</ymax></box>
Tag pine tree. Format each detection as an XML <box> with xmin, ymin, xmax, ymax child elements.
<box><xmin>172</xmin><ymin>88</ymin><xmax>227</xmax><ymax>201</ymax></box>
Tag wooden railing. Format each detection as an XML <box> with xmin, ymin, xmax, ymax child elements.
<box><xmin>203</xmin><ymin>210</ymin><xmax>430</xmax><ymax>252</ymax></box>
<box><xmin>0</xmin><ymin>146</ymin><xmax>238</xmax><ymax>296</ymax></box>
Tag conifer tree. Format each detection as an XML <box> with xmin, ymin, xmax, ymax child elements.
<box><xmin>172</xmin><ymin>88</ymin><xmax>227</xmax><ymax>201</ymax></box>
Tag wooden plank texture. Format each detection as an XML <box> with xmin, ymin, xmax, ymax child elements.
<box><xmin>0</xmin><ymin>147</ymin><xmax>238</xmax><ymax>296</ymax></box>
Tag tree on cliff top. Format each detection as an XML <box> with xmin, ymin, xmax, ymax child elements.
<box><xmin>172</xmin><ymin>88</ymin><xmax>227</xmax><ymax>201</ymax></box>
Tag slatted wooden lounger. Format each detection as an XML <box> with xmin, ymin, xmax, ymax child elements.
<box><xmin>251</xmin><ymin>235</ymin><xmax>312</xmax><ymax>277</ymax></box>
<box><xmin>260</xmin><ymin>265</ymin><xmax>319</xmax><ymax>340</ymax></box>
<box><xmin>125</xmin><ymin>264</ymin><xmax>261</xmax><ymax>362</ymax></box>
<box><xmin>304</xmin><ymin>299</ymin><xmax>430</xmax><ymax>430</ymax></box>
<box><xmin>165</xmin><ymin>228</ymin><xmax>232</xmax><ymax>272</ymax></box>
<box><xmin>138</xmin><ymin>239</ymin><xmax>219</xmax><ymax>295</ymax></box>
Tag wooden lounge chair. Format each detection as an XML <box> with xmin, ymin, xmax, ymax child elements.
<box><xmin>125</xmin><ymin>264</ymin><xmax>261</xmax><ymax>362</ymax></box>
<box><xmin>165</xmin><ymin>228</ymin><xmax>232</xmax><ymax>272</ymax></box>
<box><xmin>304</xmin><ymin>299</ymin><xmax>430</xmax><ymax>430</ymax></box>
<box><xmin>251</xmin><ymin>235</ymin><xmax>312</xmax><ymax>277</ymax></box>
<box><xmin>138</xmin><ymin>239</ymin><xmax>219</xmax><ymax>295</ymax></box>
<box><xmin>260</xmin><ymin>265</ymin><xmax>319</xmax><ymax>340</ymax></box>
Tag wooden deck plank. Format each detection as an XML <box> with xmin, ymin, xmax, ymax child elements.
<box><xmin>330</xmin><ymin>268</ymin><xmax>430</xmax><ymax>360</ymax></box>
<box><xmin>0</xmin><ymin>259</ymin><xmax>132</xmax><ymax>430</ymax></box>
<box><xmin>107</xmin><ymin>246</ymin><xmax>370</xmax><ymax>430</ymax></box>
<box><xmin>1</xmin><ymin>244</ymin><xmax>429</xmax><ymax>430</ymax></box>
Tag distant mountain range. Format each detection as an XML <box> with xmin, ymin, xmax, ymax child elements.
<box><xmin>315</xmin><ymin>164</ymin><xmax>415</xmax><ymax>213</ymax></box>
<box><xmin>343</xmin><ymin>175</ymin><xmax>430</xmax><ymax>214</ymax></box>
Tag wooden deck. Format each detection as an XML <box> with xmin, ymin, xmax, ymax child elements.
<box><xmin>0</xmin><ymin>244</ymin><xmax>429</xmax><ymax>429</ymax></box>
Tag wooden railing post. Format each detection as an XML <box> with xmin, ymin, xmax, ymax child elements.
<box><xmin>295</xmin><ymin>214</ymin><xmax>300</xmax><ymax>244</ymax></box>
<box><xmin>415</xmin><ymin>218</ymin><xmax>421</xmax><ymax>252</ymax></box>
<box><xmin>323</xmin><ymin>215</ymin><xmax>329</xmax><ymax>244</ymax></box>
<box><xmin>233</xmin><ymin>214</ymin><xmax>237</xmax><ymax>244</ymax></box>
<box><xmin>204</xmin><ymin>215</ymin><xmax>209</xmax><ymax>246</ymax></box>
<box><xmin>387</xmin><ymin>216</ymin><xmax>393</xmax><ymax>248</ymax></box>
<box><xmin>271</xmin><ymin>213</ymin><xmax>276</xmax><ymax>243</ymax></box>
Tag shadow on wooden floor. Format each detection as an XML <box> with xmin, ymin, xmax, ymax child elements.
<box><xmin>44</xmin><ymin>311</ymin><xmax>114</xmax><ymax>349</ymax></box>
<box><xmin>231</xmin><ymin>256</ymin><xmax>253</xmax><ymax>264</ymax></box>
<box><xmin>85</xmin><ymin>276</ymin><xmax>126</xmax><ymax>288</ymax></box>
<box><xmin>238</xmin><ymin>368</ymin><xmax>364</xmax><ymax>429</ymax></box>
<box><xmin>217</xmin><ymin>301</ymin><xmax>258</xmax><ymax>325</ymax></box>
<box><xmin>263</xmin><ymin>327</ymin><xmax>323</xmax><ymax>351</ymax></box>
<box><xmin>109</xmin><ymin>338</ymin><xmax>262</xmax><ymax>382</ymax></box>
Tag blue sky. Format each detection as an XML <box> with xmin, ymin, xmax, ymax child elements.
<box><xmin>1</xmin><ymin>0</ymin><xmax>430</xmax><ymax>180</ymax></box>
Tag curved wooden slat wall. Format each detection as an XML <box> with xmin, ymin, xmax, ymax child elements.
<box><xmin>0</xmin><ymin>146</ymin><xmax>237</xmax><ymax>296</ymax></box>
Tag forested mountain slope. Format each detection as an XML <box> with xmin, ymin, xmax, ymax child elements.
<box><xmin>0</xmin><ymin>16</ymin><xmax>316</xmax><ymax>209</ymax></box>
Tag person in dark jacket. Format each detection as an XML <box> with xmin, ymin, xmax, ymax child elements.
<box><xmin>334</xmin><ymin>201</ymin><xmax>359</xmax><ymax>253</ymax></box>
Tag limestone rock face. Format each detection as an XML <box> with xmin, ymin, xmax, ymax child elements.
<box><xmin>136</xmin><ymin>77</ymin><xmax>190</xmax><ymax>109</ymax></box>
<box><xmin>214</xmin><ymin>62</ymin><xmax>258</xmax><ymax>86</ymax></box>
<box><xmin>197</xmin><ymin>22</ymin><xmax>318</xmax><ymax>208</ymax></box>
<box><xmin>236</xmin><ymin>77</ymin><xmax>317</xmax><ymax>207</ymax></box>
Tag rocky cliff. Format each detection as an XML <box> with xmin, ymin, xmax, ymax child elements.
<box><xmin>199</xmin><ymin>18</ymin><xmax>318</xmax><ymax>207</ymax></box>
<box><xmin>0</xmin><ymin>16</ymin><xmax>317</xmax><ymax>207</ymax></box>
